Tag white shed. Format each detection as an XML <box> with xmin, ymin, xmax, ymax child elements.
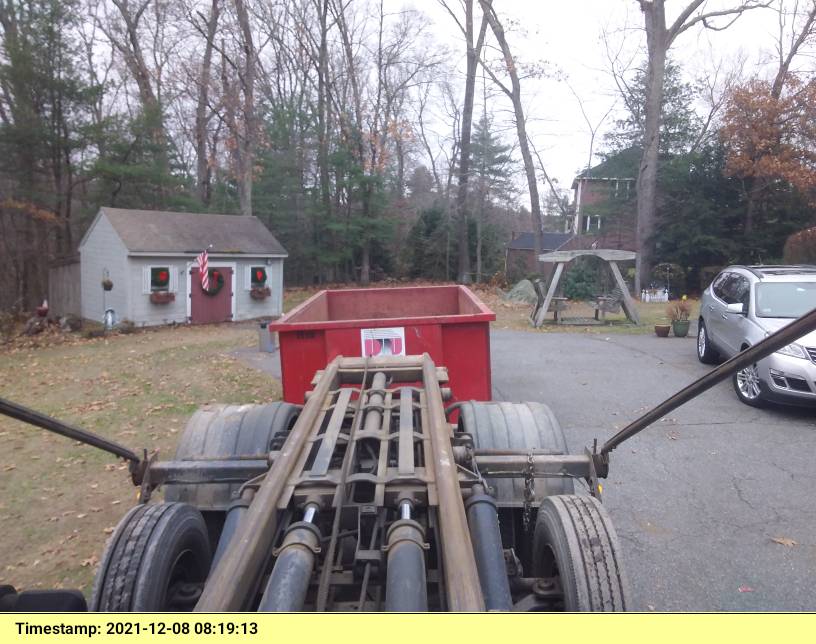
<box><xmin>79</xmin><ymin>207</ymin><xmax>287</xmax><ymax>326</ymax></box>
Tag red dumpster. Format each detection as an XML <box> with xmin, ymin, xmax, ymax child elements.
<box><xmin>268</xmin><ymin>285</ymin><xmax>496</xmax><ymax>405</ymax></box>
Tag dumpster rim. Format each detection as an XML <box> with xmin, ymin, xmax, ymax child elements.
<box><xmin>269</xmin><ymin>285</ymin><xmax>496</xmax><ymax>333</ymax></box>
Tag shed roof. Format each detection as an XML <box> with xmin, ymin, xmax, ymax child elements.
<box><xmin>84</xmin><ymin>207</ymin><xmax>287</xmax><ymax>256</ymax></box>
<box><xmin>506</xmin><ymin>231</ymin><xmax>573</xmax><ymax>251</ymax></box>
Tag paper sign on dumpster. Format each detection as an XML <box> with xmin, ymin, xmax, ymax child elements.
<box><xmin>361</xmin><ymin>327</ymin><xmax>405</xmax><ymax>357</ymax></box>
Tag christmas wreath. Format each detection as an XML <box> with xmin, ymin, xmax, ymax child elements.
<box><xmin>202</xmin><ymin>268</ymin><xmax>225</xmax><ymax>296</ymax></box>
<box><xmin>251</xmin><ymin>267</ymin><xmax>267</xmax><ymax>286</ymax></box>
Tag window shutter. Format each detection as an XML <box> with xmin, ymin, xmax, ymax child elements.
<box><xmin>244</xmin><ymin>265</ymin><xmax>251</xmax><ymax>290</ymax></box>
<box><xmin>170</xmin><ymin>267</ymin><xmax>178</xmax><ymax>293</ymax></box>
<box><xmin>142</xmin><ymin>267</ymin><xmax>151</xmax><ymax>294</ymax></box>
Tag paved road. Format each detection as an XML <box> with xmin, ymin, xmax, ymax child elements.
<box><xmin>491</xmin><ymin>329</ymin><xmax>816</xmax><ymax>611</ymax></box>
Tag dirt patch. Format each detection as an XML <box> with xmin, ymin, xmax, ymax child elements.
<box><xmin>0</xmin><ymin>322</ymin><xmax>280</xmax><ymax>593</ymax></box>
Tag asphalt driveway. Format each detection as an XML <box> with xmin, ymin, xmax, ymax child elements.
<box><xmin>491</xmin><ymin>329</ymin><xmax>816</xmax><ymax>611</ymax></box>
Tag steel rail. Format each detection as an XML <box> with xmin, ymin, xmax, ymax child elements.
<box><xmin>0</xmin><ymin>396</ymin><xmax>140</xmax><ymax>463</ymax></box>
<box><xmin>313</xmin><ymin>364</ymin><xmax>374</xmax><ymax>611</ymax></box>
<box><xmin>421</xmin><ymin>354</ymin><xmax>485</xmax><ymax>611</ymax></box>
<box><xmin>194</xmin><ymin>358</ymin><xmax>342</xmax><ymax>611</ymax></box>
<box><xmin>601</xmin><ymin>305</ymin><xmax>816</xmax><ymax>455</ymax></box>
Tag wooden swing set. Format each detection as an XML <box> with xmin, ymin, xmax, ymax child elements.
<box><xmin>530</xmin><ymin>249</ymin><xmax>640</xmax><ymax>327</ymax></box>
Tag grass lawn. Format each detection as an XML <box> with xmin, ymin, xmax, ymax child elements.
<box><xmin>0</xmin><ymin>323</ymin><xmax>277</xmax><ymax>593</ymax></box>
<box><xmin>0</xmin><ymin>283</ymin><xmax>695</xmax><ymax>593</ymax></box>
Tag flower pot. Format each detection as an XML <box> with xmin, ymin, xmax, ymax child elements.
<box><xmin>102</xmin><ymin>279</ymin><xmax>113</xmax><ymax>291</ymax></box>
<box><xmin>672</xmin><ymin>319</ymin><xmax>690</xmax><ymax>337</ymax></box>
<box><xmin>654</xmin><ymin>324</ymin><xmax>671</xmax><ymax>338</ymax></box>
<box><xmin>150</xmin><ymin>291</ymin><xmax>175</xmax><ymax>305</ymax></box>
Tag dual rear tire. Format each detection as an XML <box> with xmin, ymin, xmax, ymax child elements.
<box><xmin>459</xmin><ymin>401</ymin><xmax>630</xmax><ymax>611</ymax></box>
<box><xmin>94</xmin><ymin>401</ymin><xmax>301</xmax><ymax>611</ymax></box>
<box><xmin>533</xmin><ymin>495</ymin><xmax>630</xmax><ymax>611</ymax></box>
<box><xmin>91</xmin><ymin>503</ymin><xmax>211</xmax><ymax>611</ymax></box>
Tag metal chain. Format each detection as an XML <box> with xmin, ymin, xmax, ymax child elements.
<box><xmin>522</xmin><ymin>450</ymin><xmax>535</xmax><ymax>531</ymax></box>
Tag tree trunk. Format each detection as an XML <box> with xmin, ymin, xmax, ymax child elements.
<box><xmin>454</xmin><ymin>1</ymin><xmax>488</xmax><ymax>284</ymax></box>
<box><xmin>476</xmin><ymin>202</ymin><xmax>483</xmax><ymax>282</ymax></box>
<box><xmin>110</xmin><ymin>0</ymin><xmax>168</xmax><ymax>175</ymax></box>
<box><xmin>234</xmin><ymin>0</ymin><xmax>256</xmax><ymax>216</ymax></box>
<box><xmin>635</xmin><ymin>0</ymin><xmax>668</xmax><ymax>294</ymax></box>
<box><xmin>480</xmin><ymin>1</ymin><xmax>543</xmax><ymax>258</ymax></box>
<box><xmin>195</xmin><ymin>0</ymin><xmax>219</xmax><ymax>206</ymax></box>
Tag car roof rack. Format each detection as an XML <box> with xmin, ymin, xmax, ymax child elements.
<box><xmin>741</xmin><ymin>264</ymin><xmax>816</xmax><ymax>278</ymax></box>
<box><xmin>730</xmin><ymin>265</ymin><xmax>764</xmax><ymax>278</ymax></box>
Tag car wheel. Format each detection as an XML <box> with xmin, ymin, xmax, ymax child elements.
<box><xmin>732</xmin><ymin>362</ymin><xmax>766</xmax><ymax>407</ymax></box>
<box><xmin>696</xmin><ymin>320</ymin><xmax>720</xmax><ymax>364</ymax></box>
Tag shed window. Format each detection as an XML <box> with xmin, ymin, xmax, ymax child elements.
<box><xmin>151</xmin><ymin>267</ymin><xmax>170</xmax><ymax>291</ymax></box>
<box><xmin>143</xmin><ymin>266</ymin><xmax>177</xmax><ymax>294</ymax></box>
<box><xmin>251</xmin><ymin>266</ymin><xmax>267</xmax><ymax>287</ymax></box>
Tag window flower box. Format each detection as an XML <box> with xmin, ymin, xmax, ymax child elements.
<box><xmin>250</xmin><ymin>286</ymin><xmax>271</xmax><ymax>300</ymax></box>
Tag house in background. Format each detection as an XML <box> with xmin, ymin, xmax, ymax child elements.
<box><xmin>78</xmin><ymin>207</ymin><xmax>287</xmax><ymax>326</ymax></box>
<box><xmin>568</xmin><ymin>149</ymin><xmax>639</xmax><ymax>252</ymax></box>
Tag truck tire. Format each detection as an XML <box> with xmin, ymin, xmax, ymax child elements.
<box><xmin>164</xmin><ymin>402</ymin><xmax>300</xmax><ymax>510</ymax></box>
<box><xmin>532</xmin><ymin>495</ymin><xmax>630</xmax><ymax>612</ymax></box>
<box><xmin>91</xmin><ymin>503</ymin><xmax>211</xmax><ymax>612</ymax></box>
<box><xmin>458</xmin><ymin>401</ymin><xmax>574</xmax><ymax>505</ymax></box>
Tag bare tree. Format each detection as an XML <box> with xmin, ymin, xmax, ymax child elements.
<box><xmin>477</xmin><ymin>0</ymin><xmax>544</xmax><ymax>257</ymax></box>
<box><xmin>633</xmin><ymin>0</ymin><xmax>768</xmax><ymax>292</ymax></box>
<box><xmin>230</xmin><ymin>0</ymin><xmax>257</xmax><ymax>216</ymax></box>
<box><xmin>565</xmin><ymin>81</ymin><xmax>616</xmax><ymax>232</ymax></box>
<box><xmin>440</xmin><ymin>0</ymin><xmax>489</xmax><ymax>283</ymax></box>
<box><xmin>102</xmin><ymin>0</ymin><xmax>170</xmax><ymax>174</ymax></box>
<box><xmin>190</xmin><ymin>0</ymin><xmax>220</xmax><ymax>206</ymax></box>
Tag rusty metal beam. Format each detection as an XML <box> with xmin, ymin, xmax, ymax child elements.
<box><xmin>421</xmin><ymin>354</ymin><xmax>485</xmax><ymax>612</ymax></box>
<box><xmin>194</xmin><ymin>358</ymin><xmax>342</xmax><ymax>612</ymax></box>
<box><xmin>474</xmin><ymin>453</ymin><xmax>594</xmax><ymax>479</ymax></box>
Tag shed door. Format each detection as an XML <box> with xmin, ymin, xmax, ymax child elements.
<box><xmin>190</xmin><ymin>267</ymin><xmax>233</xmax><ymax>324</ymax></box>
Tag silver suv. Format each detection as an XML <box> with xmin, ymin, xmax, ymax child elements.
<box><xmin>698</xmin><ymin>265</ymin><xmax>816</xmax><ymax>406</ymax></box>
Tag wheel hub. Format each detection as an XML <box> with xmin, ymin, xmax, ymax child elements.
<box><xmin>736</xmin><ymin>364</ymin><xmax>762</xmax><ymax>399</ymax></box>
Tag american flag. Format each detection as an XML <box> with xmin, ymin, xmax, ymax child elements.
<box><xmin>196</xmin><ymin>249</ymin><xmax>209</xmax><ymax>290</ymax></box>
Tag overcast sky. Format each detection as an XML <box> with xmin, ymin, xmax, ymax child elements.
<box><xmin>393</xmin><ymin>1</ymin><xmax>784</xmax><ymax>204</ymax></box>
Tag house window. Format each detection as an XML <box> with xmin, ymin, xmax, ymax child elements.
<box><xmin>151</xmin><ymin>267</ymin><xmax>170</xmax><ymax>291</ymax></box>
<box><xmin>251</xmin><ymin>266</ymin><xmax>267</xmax><ymax>287</ymax></box>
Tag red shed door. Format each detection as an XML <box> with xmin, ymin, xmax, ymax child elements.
<box><xmin>190</xmin><ymin>267</ymin><xmax>233</xmax><ymax>324</ymax></box>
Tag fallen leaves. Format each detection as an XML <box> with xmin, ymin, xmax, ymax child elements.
<box><xmin>80</xmin><ymin>556</ymin><xmax>98</xmax><ymax>568</ymax></box>
<box><xmin>770</xmin><ymin>537</ymin><xmax>798</xmax><ymax>547</ymax></box>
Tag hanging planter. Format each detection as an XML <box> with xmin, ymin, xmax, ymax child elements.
<box><xmin>101</xmin><ymin>278</ymin><xmax>114</xmax><ymax>291</ymax></box>
<box><xmin>201</xmin><ymin>269</ymin><xmax>225</xmax><ymax>296</ymax></box>
<box><xmin>250</xmin><ymin>286</ymin><xmax>271</xmax><ymax>300</ymax></box>
<box><xmin>150</xmin><ymin>291</ymin><xmax>175</xmax><ymax>305</ymax></box>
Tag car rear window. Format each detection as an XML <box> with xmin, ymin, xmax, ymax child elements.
<box><xmin>755</xmin><ymin>282</ymin><xmax>816</xmax><ymax>318</ymax></box>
